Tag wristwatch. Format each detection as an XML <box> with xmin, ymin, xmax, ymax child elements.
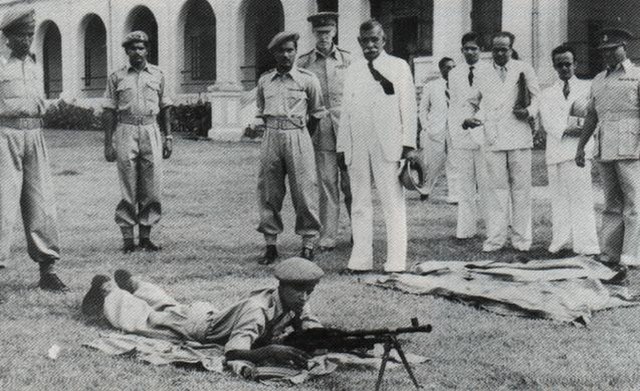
<box><xmin>164</xmin><ymin>135</ymin><xmax>173</xmax><ymax>140</ymax></box>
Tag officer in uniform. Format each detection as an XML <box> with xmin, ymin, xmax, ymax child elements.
<box><xmin>0</xmin><ymin>9</ymin><xmax>68</xmax><ymax>291</ymax></box>
<box><xmin>82</xmin><ymin>257</ymin><xmax>324</xmax><ymax>371</ymax></box>
<box><xmin>256</xmin><ymin>32</ymin><xmax>325</xmax><ymax>264</ymax></box>
<box><xmin>576</xmin><ymin>27</ymin><xmax>640</xmax><ymax>279</ymax></box>
<box><xmin>297</xmin><ymin>12</ymin><xmax>352</xmax><ymax>252</ymax></box>
<box><xmin>104</xmin><ymin>31</ymin><xmax>173</xmax><ymax>253</ymax></box>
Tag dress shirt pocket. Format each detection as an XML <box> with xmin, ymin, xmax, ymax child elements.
<box><xmin>0</xmin><ymin>79</ymin><xmax>24</xmax><ymax>99</ymax></box>
<box><xmin>143</xmin><ymin>80</ymin><xmax>161</xmax><ymax>103</ymax></box>
<box><xmin>617</xmin><ymin>119</ymin><xmax>640</xmax><ymax>156</ymax></box>
<box><xmin>286</xmin><ymin>89</ymin><xmax>307</xmax><ymax>114</ymax></box>
<box><xmin>116</xmin><ymin>79</ymin><xmax>135</xmax><ymax>104</ymax></box>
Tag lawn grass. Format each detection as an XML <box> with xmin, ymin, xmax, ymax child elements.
<box><xmin>0</xmin><ymin>130</ymin><xmax>638</xmax><ymax>391</ymax></box>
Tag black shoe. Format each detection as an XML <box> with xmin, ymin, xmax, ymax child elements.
<box><xmin>114</xmin><ymin>269</ymin><xmax>137</xmax><ymax>293</ymax></box>
<box><xmin>604</xmin><ymin>262</ymin><xmax>628</xmax><ymax>284</ymax></box>
<box><xmin>259</xmin><ymin>245</ymin><xmax>278</xmax><ymax>265</ymax></box>
<box><xmin>82</xmin><ymin>275</ymin><xmax>110</xmax><ymax>315</ymax></box>
<box><xmin>122</xmin><ymin>238</ymin><xmax>136</xmax><ymax>254</ymax></box>
<box><xmin>300</xmin><ymin>247</ymin><xmax>315</xmax><ymax>261</ymax></box>
<box><xmin>420</xmin><ymin>194</ymin><xmax>429</xmax><ymax>201</ymax></box>
<box><xmin>39</xmin><ymin>273</ymin><xmax>70</xmax><ymax>292</ymax></box>
<box><xmin>339</xmin><ymin>268</ymin><xmax>371</xmax><ymax>276</ymax></box>
<box><xmin>139</xmin><ymin>238</ymin><xmax>162</xmax><ymax>252</ymax></box>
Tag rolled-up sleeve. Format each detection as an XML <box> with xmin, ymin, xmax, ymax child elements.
<box><xmin>158</xmin><ymin>72</ymin><xmax>173</xmax><ymax>109</ymax></box>
<box><xmin>224</xmin><ymin>307</ymin><xmax>268</xmax><ymax>353</ymax></box>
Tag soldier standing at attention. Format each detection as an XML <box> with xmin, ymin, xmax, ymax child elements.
<box><xmin>0</xmin><ymin>9</ymin><xmax>68</xmax><ymax>291</ymax></box>
<box><xmin>256</xmin><ymin>32</ymin><xmax>325</xmax><ymax>264</ymax></box>
<box><xmin>104</xmin><ymin>31</ymin><xmax>173</xmax><ymax>253</ymax></box>
<box><xmin>576</xmin><ymin>28</ymin><xmax>640</xmax><ymax>280</ymax></box>
<box><xmin>297</xmin><ymin>12</ymin><xmax>352</xmax><ymax>252</ymax></box>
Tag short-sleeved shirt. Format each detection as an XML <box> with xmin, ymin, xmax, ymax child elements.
<box><xmin>0</xmin><ymin>55</ymin><xmax>45</xmax><ymax>117</ymax></box>
<box><xmin>203</xmin><ymin>288</ymin><xmax>322</xmax><ymax>353</ymax></box>
<box><xmin>256</xmin><ymin>67</ymin><xmax>325</xmax><ymax>120</ymax></box>
<box><xmin>104</xmin><ymin>63</ymin><xmax>172</xmax><ymax>116</ymax></box>
<box><xmin>589</xmin><ymin>59</ymin><xmax>640</xmax><ymax>160</ymax></box>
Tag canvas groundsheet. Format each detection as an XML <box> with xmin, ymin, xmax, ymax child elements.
<box><xmin>366</xmin><ymin>256</ymin><xmax>639</xmax><ymax>325</ymax></box>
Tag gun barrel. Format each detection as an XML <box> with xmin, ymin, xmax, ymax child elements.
<box><xmin>344</xmin><ymin>324</ymin><xmax>432</xmax><ymax>337</ymax></box>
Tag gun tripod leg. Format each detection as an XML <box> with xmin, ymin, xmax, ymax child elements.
<box><xmin>392</xmin><ymin>337</ymin><xmax>422</xmax><ymax>390</ymax></box>
<box><xmin>374</xmin><ymin>340</ymin><xmax>392</xmax><ymax>391</ymax></box>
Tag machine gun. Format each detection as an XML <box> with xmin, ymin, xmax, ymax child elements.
<box><xmin>282</xmin><ymin>318</ymin><xmax>432</xmax><ymax>391</ymax></box>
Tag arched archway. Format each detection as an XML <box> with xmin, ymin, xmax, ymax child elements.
<box><xmin>178</xmin><ymin>0</ymin><xmax>216</xmax><ymax>93</ymax></box>
<box><xmin>125</xmin><ymin>6</ymin><xmax>159</xmax><ymax>65</ymax></box>
<box><xmin>239</xmin><ymin>0</ymin><xmax>284</xmax><ymax>90</ymax></box>
<box><xmin>80</xmin><ymin>14</ymin><xmax>107</xmax><ymax>98</ymax></box>
<box><xmin>38</xmin><ymin>21</ymin><xmax>62</xmax><ymax>99</ymax></box>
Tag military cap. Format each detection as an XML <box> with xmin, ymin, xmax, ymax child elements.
<box><xmin>0</xmin><ymin>8</ymin><xmax>35</xmax><ymax>33</ymax></box>
<box><xmin>597</xmin><ymin>27</ymin><xmax>634</xmax><ymax>49</ymax></box>
<box><xmin>307</xmin><ymin>12</ymin><xmax>339</xmax><ymax>28</ymax></box>
<box><xmin>122</xmin><ymin>30</ymin><xmax>149</xmax><ymax>47</ymax></box>
<box><xmin>268</xmin><ymin>31</ymin><xmax>300</xmax><ymax>51</ymax></box>
<box><xmin>274</xmin><ymin>257</ymin><xmax>324</xmax><ymax>283</ymax></box>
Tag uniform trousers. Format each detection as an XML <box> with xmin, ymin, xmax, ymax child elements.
<box><xmin>257</xmin><ymin>127</ymin><xmax>320</xmax><ymax>247</ymax></box>
<box><xmin>547</xmin><ymin>160</ymin><xmax>600</xmax><ymax>255</ymax></box>
<box><xmin>348</xmin><ymin>142</ymin><xmax>406</xmax><ymax>272</ymax></box>
<box><xmin>114</xmin><ymin>123</ymin><xmax>163</xmax><ymax>228</ymax></box>
<box><xmin>450</xmin><ymin>147</ymin><xmax>488</xmax><ymax>238</ymax></box>
<box><xmin>315</xmin><ymin>150</ymin><xmax>352</xmax><ymax>248</ymax></box>
<box><xmin>483</xmin><ymin>148</ymin><xmax>532</xmax><ymax>251</ymax></box>
<box><xmin>0</xmin><ymin>127</ymin><xmax>60</xmax><ymax>266</ymax></box>
<box><xmin>598</xmin><ymin>160</ymin><xmax>640</xmax><ymax>265</ymax></box>
<box><xmin>420</xmin><ymin>132</ymin><xmax>458</xmax><ymax>201</ymax></box>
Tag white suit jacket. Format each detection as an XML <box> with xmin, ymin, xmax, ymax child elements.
<box><xmin>540</xmin><ymin>77</ymin><xmax>593</xmax><ymax>165</ymax></box>
<box><xmin>418</xmin><ymin>77</ymin><xmax>448</xmax><ymax>144</ymax></box>
<box><xmin>448</xmin><ymin>63</ymin><xmax>481</xmax><ymax>150</ymax></box>
<box><xmin>337</xmin><ymin>51</ymin><xmax>417</xmax><ymax>164</ymax></box>
<box><xmin>471</xmin><ymin>59</ymin><xmax>540</xmax><ymax>151</ymax></box>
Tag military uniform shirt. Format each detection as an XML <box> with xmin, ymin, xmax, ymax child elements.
<box><xmin>297</xmin><ymin>45</ymin><xmax>351</xmax><ymax>150</ymax></box>
<box><xmin>0</xmin><ymin>55</ymin><xmax>44</xmax><ymax>117</ymax></box>
<box><xmin>256</xmin><ymin>67</ymin><xmax>325</xmax><ymax>120</ymax></box>
<box><xmin>588</xmin><ymin>59</ymin><xmax>640</xmax><ymax>160</ymax></box>
<box><xmin>104</xmin><ymin>64</ymin><xmax>172</xmax><ymax>116</ymax></box>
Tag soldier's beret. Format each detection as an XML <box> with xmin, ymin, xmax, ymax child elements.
<box><xmin>307</xmin><ymin>12</ymin><xmax>339</xmax><ymax>28</ymax></box>
<box><xmin>268</xmin><ymin>31</ymin><xmax>300</xmax><ymax>51</ymax></box>
<box><xmin>597</xmin><ymin>27</ymin><xmax>634</xmax><ymax>49</ymax></box>
<box><xmin>122</xmin><ymin>30</ymin><xmax>149</xmax><ymax>47</ymax></box>
<box><xmin>274</xmin><ymin>257</ymin><xmax>324</xmax><ymax>283</ymax></box>
<box><xmin>0</xmin><ymin>8</ymin><xmax>35</xmax><ymax>33</ymax></box>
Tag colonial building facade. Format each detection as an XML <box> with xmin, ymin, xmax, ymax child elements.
<box><xmin>0</xmin><ymin>0</ymin><xmax>637</xmax><ymax>137</ymax></box>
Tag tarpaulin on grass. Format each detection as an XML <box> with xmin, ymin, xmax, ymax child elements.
<box><xmin>366</xmin><ymin>256</ymin><xmax>640</xmax><ymax>325</ymax></box>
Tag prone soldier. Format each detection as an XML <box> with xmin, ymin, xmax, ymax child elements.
<box><xmin>103</xmin><ymin>31</ymin><xmax>173</xmax><ymax>253</ymax></box>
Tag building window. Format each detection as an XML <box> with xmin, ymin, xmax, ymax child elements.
<box><xmin>183</xmin><ymin>0</ymin><xmax>216</xmax><ymax>85</ymax></box>
<box><xmin>471</xmin><ymin>0</ymin><xmax>502</xmax><ymax>51</ymax></box>
<box><xmin>316</xmin><ymin>0</ymin><xmax>337</xmax><ymax>12</ymax></box>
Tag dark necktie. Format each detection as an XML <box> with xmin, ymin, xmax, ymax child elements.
<box><xmin>367</xmin><ymin>61</ymin><xmax>395</xmax><ymax>95</ymax></box>
<box><xmin>468</xmin><ymin>66</ymin><xmax>474</xmax><ymax>87</ymax></box>
<box><xmin>563</xmin><ymin>80</ymin><xmax>570</xmax><ymax>99</ymax></box>
<box><xmin>445</xmin><ymin>80</ymin><xmax>450</xmax><ymax>107</ymax></box>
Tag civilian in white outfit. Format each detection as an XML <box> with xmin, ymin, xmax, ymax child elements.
<box><xmin>337</xmin><ymin>20</ymin><xmax>418</xmax><ymax>273</ymax></box>
<box><xmin>539</xmin><ymin>45</ymin><xmax>600</xmax><ymax>256</ymax></box>
<box><xmin>418</xmin><ymin>57</ymin><xmax>459</xmax><ymax>203</ymax></box>
<box><xmin>464</xmin><ymin>32</ymin><xmax>540</xmax><ymax>252</ymax></box>
<box><xmin>447</xmin><ymin>32</ymin><xmax>489</xmax><ymax>239</ymax></box>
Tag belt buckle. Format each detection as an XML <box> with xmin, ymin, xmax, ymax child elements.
<box><xmin>278</xmin><ymin>118</ymin><xmax>285</xmax><ymax>129</ymax></box>
<box><xmin>136</xmin><ymin>117</ymin><xmax>143</xmax><ymax>125</ymax></box>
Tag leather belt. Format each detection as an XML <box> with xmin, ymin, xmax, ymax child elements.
<box><xmin>118</xmin><ymin>115</ymin><xmax>156</xmax><ymax>126</ymax></box>
<box><xmin>264</xmin><ymin>116</ymin><xmax>305</xmax><ymax>130</ymax></box>
<box><xmin>0</xmin><ymin>117</ymin><xmax>42</xmax><ymax>130</ymax></box>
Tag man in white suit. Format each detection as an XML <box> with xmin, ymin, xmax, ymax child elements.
<box><xmin>540</xmin><ymin>45</ymin><xmax>599</xmax><ymax>256</ymax></box>
<box><xmin>337</xmin><ymin>20</ymin><xmax>418</xmax><ymax>273</ymax></box>
<box><xmin>418</xmin><ymin>57</ymin><xmax>458</xmax><ymax>203</ymax></box>
<box><xmin>464</xmin><ymin>31</ymin><xmax>540</xmax><ymax>252</ymax></box>
<box><xmin>448</xmin><ymin>32</ymin><xmax>488</xmax><ymax>240</ymax></box>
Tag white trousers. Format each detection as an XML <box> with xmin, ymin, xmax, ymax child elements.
<box><xmin>483</xmin><ymin>148</ymin><xmax>532</xmax><ymax>251</ymax></box>
<box><xmin>450</xmin><ymin>148</ymin><xmax>488</xmax><ymax>238</ymax></box>
<box><xmin>348</xmin><ymin>143</ymin><xmax>407</xmax><ymax>272</ymax></box>
<box><xmin>547</xmin><ymin>160</ymin><xmax>600</xmax><ymax>255</ymax></box>
<box><xmin>420</xmin><ymin>133</ymin><xmax>458</xmax><ymax>201</ymax></box>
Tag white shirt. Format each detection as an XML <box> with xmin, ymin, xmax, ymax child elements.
<box><xmin>337</xmin><ymin>51</ymin><xmax>417</xmax><ymax>163</ymax></box>
<box><xmin>540</xmin><ymin>76</ymin><xmax>593</xmax><ymax>165</ymax></box>
<box><xmin>418</xmin><ymin>77</ymin><xmax>448</xmax><ymax>144</ymax></box>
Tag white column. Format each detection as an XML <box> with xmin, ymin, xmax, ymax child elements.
<box><xmin>58</xmin><ymin>22</ymin><xmax>82</xmax><ymax>100</ymax></box>
<box><xmin>156</xmin><ymin>6</ymin><xmax>178</xmax><ymax>97</ymax></box>
<box><xmin>338</xmin><ymin>0</ymin><xmax>370</xmax><ymax>55</ymax></box>
<box><xmin>427</xmin><ymin>0</ymin><xmax>469</xmax><ymax>82</ymax></box>
<box><xmin>502</xmin><ymin>0</ymin><xmax>533</xmax><ymax>62</ymax></box>
<box><xmin>212</xmin><ymin>5</ymin><xmax>242</xmax><ymax>92</ymax></box>
<box><xmin>284</xmin><ymin>0</ymin><xmax>316</xmax><ymax>53</ymax></box>
<box><xmin>534</xmin><ymin>0</ymin><xmax>569</xmax><ymax>86</ymax></box>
